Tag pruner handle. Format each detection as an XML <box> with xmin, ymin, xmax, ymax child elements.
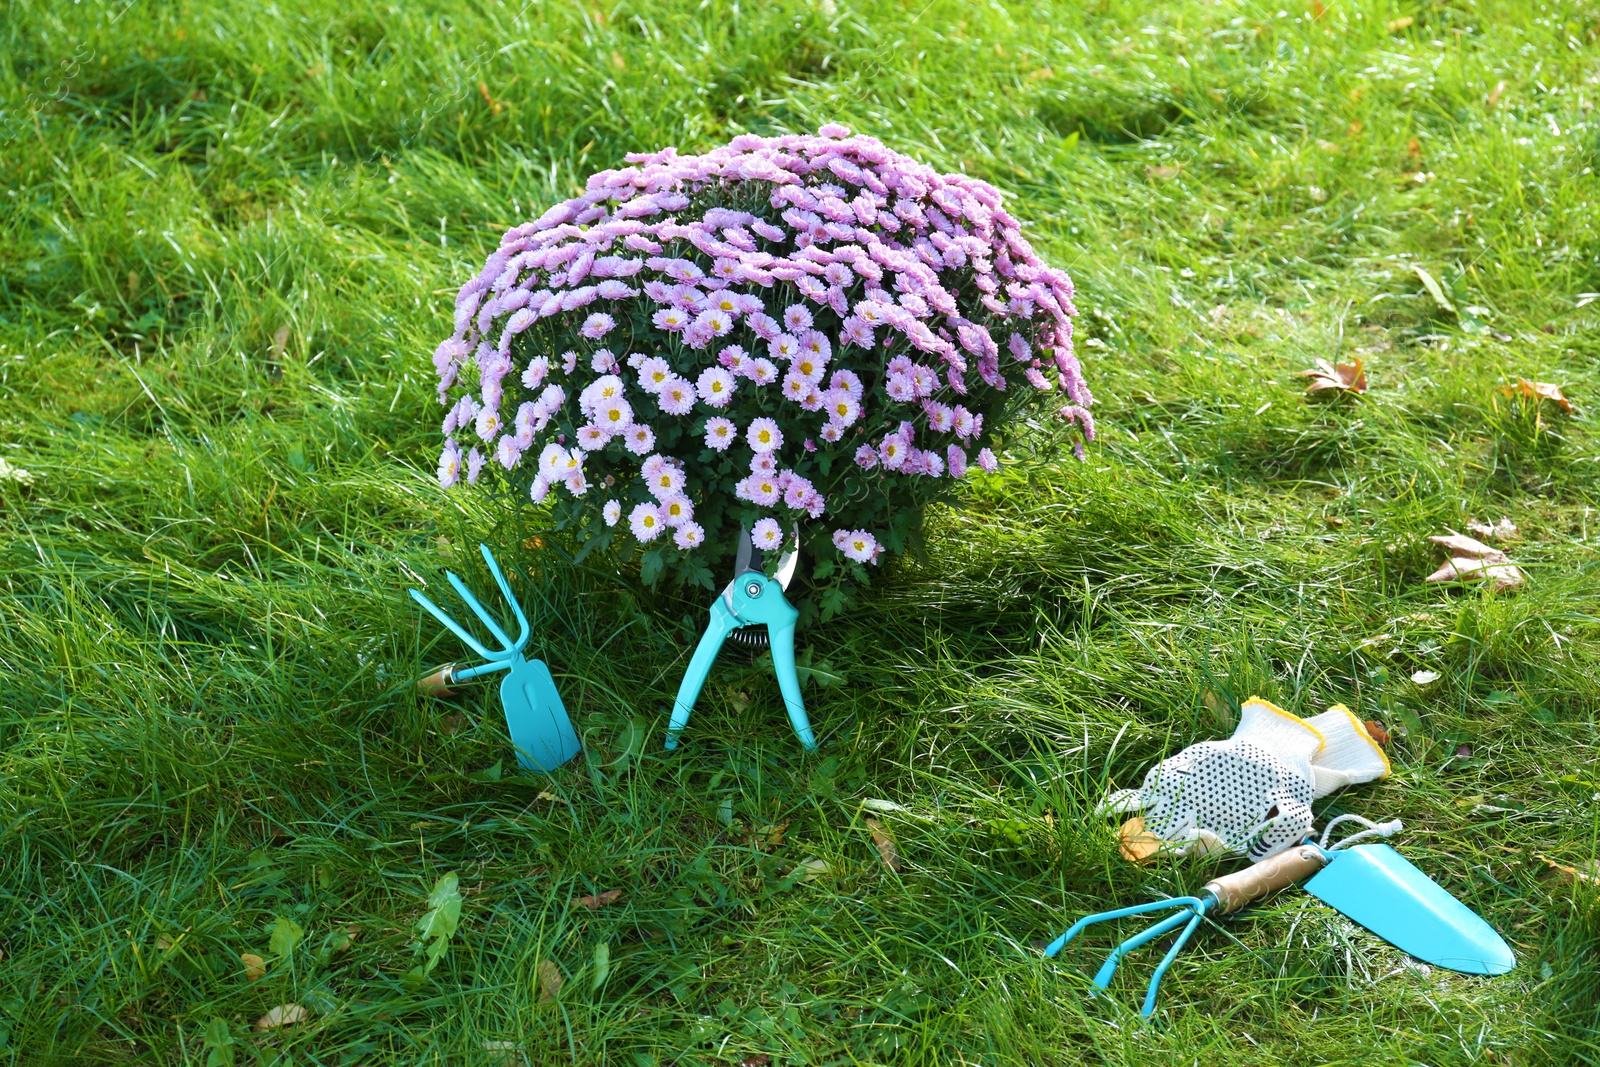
<box><xmin>665</xmin><ymin>597</ymin><xmax>735</xmax><ymax>750</ymax></box>
<box><xmin>764</xmin><ymin>613</ymin><xmax>816</xmax><ymax>751</ymax></box>
<box><xmin>1202</xmin><ymin>844</ymin><xmax>1330</xmax><ymax>915</ymax></box>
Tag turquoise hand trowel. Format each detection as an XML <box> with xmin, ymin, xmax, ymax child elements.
<box><xmin>408</xmin><ymin>544</ymin><xmax>581</xmax><ymax>774</ymax></box>
<box><xmin>1047</xmin><ymin>839</ymin><xmax>1514</xmax><ymax>1017</ymax></box>
<box><xmin>1302</xmin><ymin>842</ymin><xmax>1515</xmax><ymax>975</ymax></box>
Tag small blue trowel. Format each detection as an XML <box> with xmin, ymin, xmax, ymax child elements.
<box><xmin>409</xmin><ymin>544</ymin><xmax>581</xmax><ymax>774</ymax></box>
<box><xmin>1047</xmin><ymin>840</ymin><xmax>1514</xmax><ymax>1017</ymax></box>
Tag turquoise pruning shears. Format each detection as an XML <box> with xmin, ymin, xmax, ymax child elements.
<box><xmin>408</xmin><ymin>544</ymin><xmax>581</xmax><ymax>773</ymax></box>
<box><xmin>665</xmin><ymin>528</ymin><xmax>817</xmax><ymax>752</ymax></box>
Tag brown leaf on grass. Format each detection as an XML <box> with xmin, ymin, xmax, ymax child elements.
<box><xmin>1425</xmin><ymin>533</ymin><xmax>1525</xmax><ymax>593</ymax></box>
<box><xmin>865</xmin><ymin>817</ymin><xmax>901</xmax><ymax>873</ymax></box>
<box><xmin>537</xmin><ymin>960</ymin><xmax>563</xmax><ymax>1002</ymax></box>
<box><xmin>1363</xmin><ymin>720</ymin><xmax>1391</xmax><ymax>748</ymax></box>
<box><xmin>1496</xmin><ymin>378</ymin><xmax>1573</xmax><ymax>413</ymax></box>
<box><xmin>1386</xmin><ymin>14</ymin><xmax>1414</xmax><ymax>32</ymax></box>
<box><xmin>477</xmin><ymin>81</ymin><xmax>504</xmax><ymax>115</ymax></box>
<box><xmin>1466</xmin><ymin>517</ymin><xmax>1519</xmax><ymax>541</ymax></box>
<box><xmin>572</xmin><ymin>889</ymin><xmax>623</xmax><ymax>910</ymax></box>
<box><xmin>1487</xmin><ymin>80</ymin><xmax>1507</xmax><ymax>109</ymax></box>
<box><xmin>254</xmin><ymin>1004</ymin><xmax>309</xmax><ymax>1031</ymax></box>
<box><xmin>739</xmin><ymin>1056</ymin><xmax>773</xmax><ymax>1067</ymax></box>
<box><xmin>1118</xmin><ymin>816</ymin><xmax>1164</xmax><ymax>864</ymax></box>
<box><xmin>269</xmin><ymin>324</ymin><xmax>290</xmax><ymax>362</ymax></box>
<box><xmin>759</xmin><ymin>821</ymin><xmax>789</xmax><ymax>850</ymax></box>
<box><xmin>1538</xmin><ymin>855</ymin><xmax>1600</xmax><ymax>886</ymax></box>
<box><xmin>1299</xmin><ymin>357</ymin><xmax>1367</xmax><ymax>396</ymax></box>
<box><xmin>1145</xmin><ymin>164</ymin><xmax>1180</xmax><ymax>181</ymax></box>
<box><xmin>241</xmin><ymin>952</ymin><xmax>266</xmax><ymax>981</ymax></box>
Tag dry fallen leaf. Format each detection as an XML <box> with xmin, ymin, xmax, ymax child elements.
<box><xmin>793</xmin><ymin>858</ymin><xmax>831</xmax><ymax>882</ymax></box>
<box><xmin>865</xmin><ymin>817</ymin><xmax>901</xmax><ymax>873</ymax></box>
<box><xmin>1496</xmin><ymin>378</ymin><xmax>1573</xmax><ymax>413</ymax></box>
<box><xmin>269</xmin><ymin>324</ymin><xmax>290</xmax><ymax>362</ymax></box>
<box><xmin>1538</xmin><ymin>855</ymin><xmax>1599</xmax><ymax>886</ymax></box>
<box><xmin>1299</xmin><ymin>357</ymin><xmax>1367</xmax><ymax>397</ymax></box>
<box><xmin>1467</xmin><ymin>517</ymin><xmax>1519</xmax><ymax>541</ymax></box>
<box><xmin>761</xmin><ymin>821</ymin><xmax>788</xmax><ymax>850</ymax></box>
<box><xmin>1363</xmin><ymin>720</ymin><xmax>1390</xmax><ymax>748</ymax></box>
<box><xmin>254</xmin><ymin>1004</ymin><xmax>309</xmax><ymax>1031</ymax></box>
<box><xmin>1487</xmin><ymin>80</ymin><xmax>1507</xmax><ymax>109</ymax></box>
<box><xmin>739</xmin><ymin>1056</ymin><xmax>773</xmax><ymax>1067</ymax></box>
<box><xmin>1145</xmin><ymin>164</ymin><xmax>1180</xmax><ymax>181</ymax></box>
<box><xmin>241</xmin><ymin>952</ymin><xmax>266</xmax><ymax>981</ymax></box>
<box><xmin>1386</xmin><ymin>14</ymin><xmax>1414</xmax><ymax>32</ymax></box>
<box><xmin>1425</xmin><ymin>533</ymin><xmax>1525</xmax><ymax>593</ymax></box>
<box><xmin>1118</xmin><ymin>816</ymin><xmax>1164</xmax><ymax>864</ymax></box>
<box><xmin>572</xmin><ymin>889</ymin><xmax>623</xmax><ymax>910</ymax></box>
<box><xmin>537</xmin><ymin>960</ymin><xmax>563</xmax><ymax>1003</ymax></box>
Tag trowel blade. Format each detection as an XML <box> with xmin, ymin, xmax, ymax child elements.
<box><xmin>1303</xmin><ymin>844</ymin><xmax>1515</xmax><ymax>975</ymax></box>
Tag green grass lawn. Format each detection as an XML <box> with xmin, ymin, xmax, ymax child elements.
<box><xmin>3</xmin><ymin>0</ymin><xmax>1599</xmax><ymax>1062</ymax></box>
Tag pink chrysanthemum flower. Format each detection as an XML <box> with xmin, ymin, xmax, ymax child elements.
<box><xmin>747</xmin><ymin>358</ymin><xmax>779</xmax><ymax>385</ymax></box>
<box><xmin>696</xmin><ymin>367</ymin><xmax>736</xmax><ymax>408</ymax></box>
<box><xmin>580</xmin><ymin>312</ymin><xmax>616</xmax><ymax>339</ymax></box>
<box><xmin>976</xmin><ymin>447</ymin><xmax>999</xmax><ymax>472</ymax></box>
<box><xmin>651</xmin><ymin>307</ymin><xmax>688</xmax><ymax>332</ymax></box>
<box><xmin>781</xmin><ymin>372</ymin><xmax>812</xmax><ymax>403</ymax></box>
<box><xmin>747</xmin><ymin>417</ymin><xmax>782</xmax><ymax>453</ymax></box>
<box><xmin>673</xmin><ymin>521</ymin><xmax>706</xmax><ymax>550</ymax></box>
<box><xmin>880</xmin><ymin>435</ymin><xmax>908</xmax><ymax>470</ymax></box>
<box><xmin>658</xmin><ymin>377</ymin><xmax>695</xmax><ymax>416</ymax></box>
<box><xmin>625</xmin><ymin>423</ymin><xmax>656</xmax><ymax>455</ymax></box>
<box><xmin>629</xmin><ymin>502</ymin><xmax>664</xmax><ymax>541</ymax></box>
<box><xmin>751</xmin><ymin>517</ymin><xmax>784</xmax><ymax>551</ymax></box>
<box><xmin>704</xmin><ymin>416</ymin><xmax>736</xmax><ymax>451</ymax></box>
<box><xmin>576</xmin><ymin>424</ymin><xmax>610</xmax><ymax>449</ymax></box>
<box><xmin>529</xmin><ymin>475</ymin><xmax>551</xmax><ymax>504</ymax></box>
<box><xmin>769</xmin><ymin>333</ymin><xmax>801</xmax><ymax>363</ymax></box>
<box><xmin>438</xmin><ymin>439</ymin><xmax>463</xmax><ymax>488</ymax></box>
<box><xmin>603</xmin><ymin>499</ymin><xmax>623</xmax><ymax>526</ymax></box>
<box><xmin>638</xmin><ymin>356</ymin><xmax>672</xmax><ymax>393</ymax></box>
<box><xmin>659</xmin><ymin>495</ymin><xmax>695</xmax><ymax>528</ymax></box>
<box><xmin>522</xmin><ymin>356</ymin><xmax>550</xmax><ymax>390</ymax></box>
<box><xmin>840</xmin><ymin>529</ymin><xmax>878</xmax><ymax>564</ymax></box>
<box><xmin>783</xmin><ymin>304</ymin><xmax>813</xmax><ymax>332</ymax></box>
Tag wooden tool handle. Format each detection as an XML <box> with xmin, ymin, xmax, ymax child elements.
<box><xmin>1202</xmin><ymin>845</ymin><xmax>1329</xmax><ymax>915</ymax></box>
<box><xmin>417</xmin><ymin>663</ymin><xmax>458</xmax><ymax>697</ymax></box>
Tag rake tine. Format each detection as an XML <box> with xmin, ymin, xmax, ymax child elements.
<box><xmin>446</xmin><ymin>570</ymin><xmax>516</xmax><ymax>652</ymax></box>
<box><xmin>478</xmin><ymin>544</ymin><xmax>530</xmax><ymax>654</ymax></box>
<box><xmin>409</xmin><ymin>588</ymin><xmax>496</xmax><ymax>661</ymax></box>
<box><xmin>1139</xmin><ymin>906</ymin><xmax>1208</xmax><ymax>1018</ymax></box>
<box><xmin>1045</xmin><ymin>896</ymin><xmax>1203</xmax><ymax>958</ymax></box>
<box><xmin>1091</xmin><ymin>906</ymin><xmax>1198</xmax><ymax>991</ymax></box>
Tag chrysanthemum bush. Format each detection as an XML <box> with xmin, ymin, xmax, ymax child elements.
<box><xmin>432</xmin><ymin>126</ymin><xmax>1092</xmax><ymax>616</ymax></box>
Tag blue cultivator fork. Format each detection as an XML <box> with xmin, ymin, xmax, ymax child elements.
<box><xmin>1044</xmin><ymin>839</ymin><xmax>1515</xmax><ymax>1019</ymax></box>
<box><xmin>409</xmin><ymin>544</ymin><xmax>581</xmax><ymax>773</ymax></box>
<box><xmin>665</xmin><ymin>527</ymin><xmax>816</xmax><ymax>752</ymax></box>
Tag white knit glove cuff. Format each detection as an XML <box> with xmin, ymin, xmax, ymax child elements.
<box><xmin>1304</xmin><ymin>705</ymin><xmax>1391</xmax><ymax>799</ymax></box>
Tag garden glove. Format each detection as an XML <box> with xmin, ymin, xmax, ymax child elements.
<box><xmin>1305</xmin><ymin>704</ymin><xmax>1391</xmax><ymax>798</ymax></box>
<box><xmin>1103</xmin><ymin>698</ymin><xmax>1322</xmax><ymax>863</ymax></box>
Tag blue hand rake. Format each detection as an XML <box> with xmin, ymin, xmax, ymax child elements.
<box><xmin>1044</xmin><ymin>839</ymin><xmax>1515</xmax><ymax>1019</ymax></box>
<box><xmin>408</xmin><ymin>543</ymin><xmax>581</xmax><ymax>773</ymax></box>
